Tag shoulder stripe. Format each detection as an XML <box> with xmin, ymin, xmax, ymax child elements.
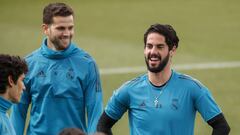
<box><xmin>178</xmin><ymin>75</ymin><xmax>202</xmax><ymax>89</ymax></box>
<box><xmin>123</xmin><ymin>74</ymin><xmax>146</xmax><ymax>87</ymax></box>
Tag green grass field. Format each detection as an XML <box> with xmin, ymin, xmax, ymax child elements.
<box><xmin>1</xmin><ymin>0</ymin><xmax>240</xmax><ymax>134</ymax></box>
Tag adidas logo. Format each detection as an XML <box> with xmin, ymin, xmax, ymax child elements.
<box><xmin>139</xmin><ymin>101</ymin><xmax>146</xmax><ymax>108</ymax></box>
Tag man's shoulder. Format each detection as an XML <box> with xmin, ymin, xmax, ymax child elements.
<box><xmin>120</xmin><ymin>74</ymin><xmax>147</xmax><ymax>89</ymax></box>
<box><xmin>113</xmin><ymin>74</ymin><xmax>147</xmax><ymax>104</ymax></box>
<box><xmin>25</xmin><ymin>48</ymin><xmax>42</xmax><ymax>62</ymax></box>
<box><xmin>72</xmin><ymin>46</ymin><xmax>96</xmax><ymax>63</ymax></box>
<box><xmin>174</xmin><ymin>71</ymin><xmax>204</xmax><ymax>89</ymax></box>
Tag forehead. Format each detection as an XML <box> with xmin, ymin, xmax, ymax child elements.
<box><xmin>147</xmin><ymin>32</ymin><xmax>166</xmax><ymax>43</ymax></box>
<box><xmin>51</xmin><ymin>15</ymin><xmax>74</xmax><ymax>26</ymax></box>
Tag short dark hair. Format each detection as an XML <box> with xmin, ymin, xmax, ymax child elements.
<box><xmin>59</xmin><ymin>128</ymin><xmax>85</xmax><ymax>135</ymax></box>
<box><xmin>43</xmin><ymin>2</ymin><xmax>74</xmax><ymax>24</ymax></box>
<box><xmin>144</xmin><ymin>23</ymin><xmax>179</xmax><ymax>50</ymax></box>
<box><xmin>0</xmin><ymin>54</ymin><xmax>28</xmax><ymax>93</ymax></box>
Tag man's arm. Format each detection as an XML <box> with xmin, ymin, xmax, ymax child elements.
<box><xmin>208</xmin><ymin>113</ymin><xmax>230</xmax><ymax>135</ymax></box>
<box><xmin>85</xmin><ymin>62</ymin><xmax>103</xmax><ymax>134</ymax></box>
<box><xmin>192</xmin><ymin>84</ymin><xmax>230</xmax><ymax>135</ymax></box>
<box><xmin>96</xmin><ymin>111</ymin><xmax>117</xmax><ymax>135</ymax></box>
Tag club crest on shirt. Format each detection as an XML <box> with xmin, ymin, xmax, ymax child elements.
<box><xmin>171</xmin><ymin>98</ymin><xmax>179</xmax><ymax>110</ymax></box>
<box><xmin>66</xmin><ymin>68</ymin><xmax>74</xmax><ymax>80</ymax></box>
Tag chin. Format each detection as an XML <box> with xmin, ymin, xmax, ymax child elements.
<box><xmin>62</xmin><ymin>44</ymin><xmax>70</xmax><ymax>49</ymax></box>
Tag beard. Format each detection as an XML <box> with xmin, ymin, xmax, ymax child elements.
<box><xmin>50</xmin><ymin>36</ymin><xmax>72</xmax><ymax>50</ymax></box>
<box><xmin>145</xmin><ymin>52</ymin><xmax>170</xmax><ymax>73</ymax></box>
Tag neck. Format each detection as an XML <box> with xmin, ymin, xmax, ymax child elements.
<box><xmin>148</xmin><ymin>63</ymin><xmax>172</xmax><ymax>86</ymax></box>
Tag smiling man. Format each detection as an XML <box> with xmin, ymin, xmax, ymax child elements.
<box><xmin>10</xmin><ymin>3</ymin><xmax>103</xmax><ymax>135</ymax></box>
<box><xmin>96</xmin><ymin>23</ymin><xmax>230</xmax><ymax>135</ymax></box>
<box><xmin>0</xmin><ymin>54</ymin><xmax>28</xmax><ymax>135</ymax></box>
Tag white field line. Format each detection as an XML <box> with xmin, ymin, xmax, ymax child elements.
<box><xmin>100</xmin><ymin>61</ymin><xmax>240</xmax><ymax>75</ymax></box>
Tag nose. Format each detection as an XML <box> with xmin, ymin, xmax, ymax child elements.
<box><xmin>63</xmin><ymin>30</ymin><xmax>70</xmax><ymax>37</ymax></box>
<box><xmin>150</xmin><ymin>46</ymin><xmax>158</xmax><ymax>54</ymax></box>
<box><xmin>63</xmin><ymin>28</ymin><xmax>74</xmax><ymax>37</ymax></box>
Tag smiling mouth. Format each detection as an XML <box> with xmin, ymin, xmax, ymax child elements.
<box><xmin>148</xmin><ymin>59</ymin><xmax>160</xmax><ymax>67</ymax></box>
<box><xmin>147</xmin><ymin>55</ymin><xmax>161</xmax><ymax>66</ymax></box>
<box><xmin>60</xmin><ymin>38</ymin><xmax>70</xmax><ymax>44</ymax></box>
<box><xmin>61</xmin><ymin>37</ymin><xmax>69</xmax><ymax>41</ymax></box>
<box><xmin>149</xmin><ymin>57</ymin><xmax>160</xmax><ymax>61</ymax></box>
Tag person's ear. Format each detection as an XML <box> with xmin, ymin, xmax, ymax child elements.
<box><xmin>170</xmin><ymin>46</ymin><xmax>177</xmax><ymax>56</ymax></box>
<box><xmin>42</xmin><ymin>24</ymin><xmax>49</xmax><ymax>35</ymax></box>
<box><xmin>8</xmin><ymin>75</ymin><xmax>14</xmax><ymax>87</ymax></box>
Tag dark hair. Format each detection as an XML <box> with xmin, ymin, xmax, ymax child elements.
<box><xmin>144</xmin><ymin>23</ymin><xmax>179</xmax><ymax>50</ymax></box>
<box><xmin>0</xmin><ymin>54</ymin><xmax>28</xmax><ymax>93</ymax></box>
<box><xmin>43</xmin><ymin>3</ymin><xmax>74</xmax><ymax>24</ymax></box>
<box><xmin>59</xmin><ymin>128</ymin><xmax>85</xmax><ymax>135</ymax></box>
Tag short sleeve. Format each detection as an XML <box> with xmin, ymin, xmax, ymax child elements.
<box><xmin>105</xmin><ymin>84</ymin><xmax>130</xmax><ymax>120</ymax></box>
<box><xmin>194</xmin><ymin>87</ymin><xmax>222</xmax><ymax>121</ymax></box>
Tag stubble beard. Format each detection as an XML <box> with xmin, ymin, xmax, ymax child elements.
<box><xmin>50</xmin><ymin>36</ymin><xmax>72</xmax><ymax>50</ymax></box>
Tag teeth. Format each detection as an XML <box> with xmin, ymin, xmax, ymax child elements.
<box><xmin>150</xmin><ymin>58</ymin><xmax>159</xmax><ymax>61</ymax></box>
<box><xmin>61</xmin><ymin>38</ymin><xmax>69</xmax><ymax>42</ymax></box>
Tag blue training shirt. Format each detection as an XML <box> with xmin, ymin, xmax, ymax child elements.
<box><xmin>10</xmin><ymin>39</ymin><xmax>103</xmax><ymax>135</ymax></box>
<box><xmin>105</xmin><ymin>70</ymin><xmax>221</xmax><ymax>135</ymax></box>
<box><xmin>0</xmin><ymin>96</ymin><xmax>16</xmax><ymax>135</ymax></box>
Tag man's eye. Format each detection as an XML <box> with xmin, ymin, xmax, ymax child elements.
<box><xmin>57</xmin><ymin>27</ymin><xmax>65</xmax><ymax>30</ymax></box>
<box><xmin>68</xmin><ymin>26</ymin><xmax>73</xmax><ymax>30</ymax></box>
<box><xmin>147</xmin><ymin>45</ymin><xmax>152</xmax><ymax>49</ymax></box>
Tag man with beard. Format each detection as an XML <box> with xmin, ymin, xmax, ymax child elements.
<box><xmin>10</xmin><ymin>3</ymin><xmax>103</xmax><ymax>135</ymax></box>
<box><xmin>96</xmin><ymin>24</ymin><xmax>230</xmax><ymax>135</ymax></box>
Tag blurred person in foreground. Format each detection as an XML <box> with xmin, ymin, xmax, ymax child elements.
<box><xmin>10</xmin><ymin>2</ymin><xmax>103</xmax><ymax>135</ymax></box>
<box><xmin>96</xmin><ymin>23</ymin><xmax>230</xmax><ymax>135</ymax></box>
<box><xmin>59</xmin><ymin>128</ymin><xmax>85</xmax><ymax>135</ymax></box>
<box><xmin>0</xmin><ymin>54</ymin><xmax>28</xmax><ymax>135</ymax></box>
